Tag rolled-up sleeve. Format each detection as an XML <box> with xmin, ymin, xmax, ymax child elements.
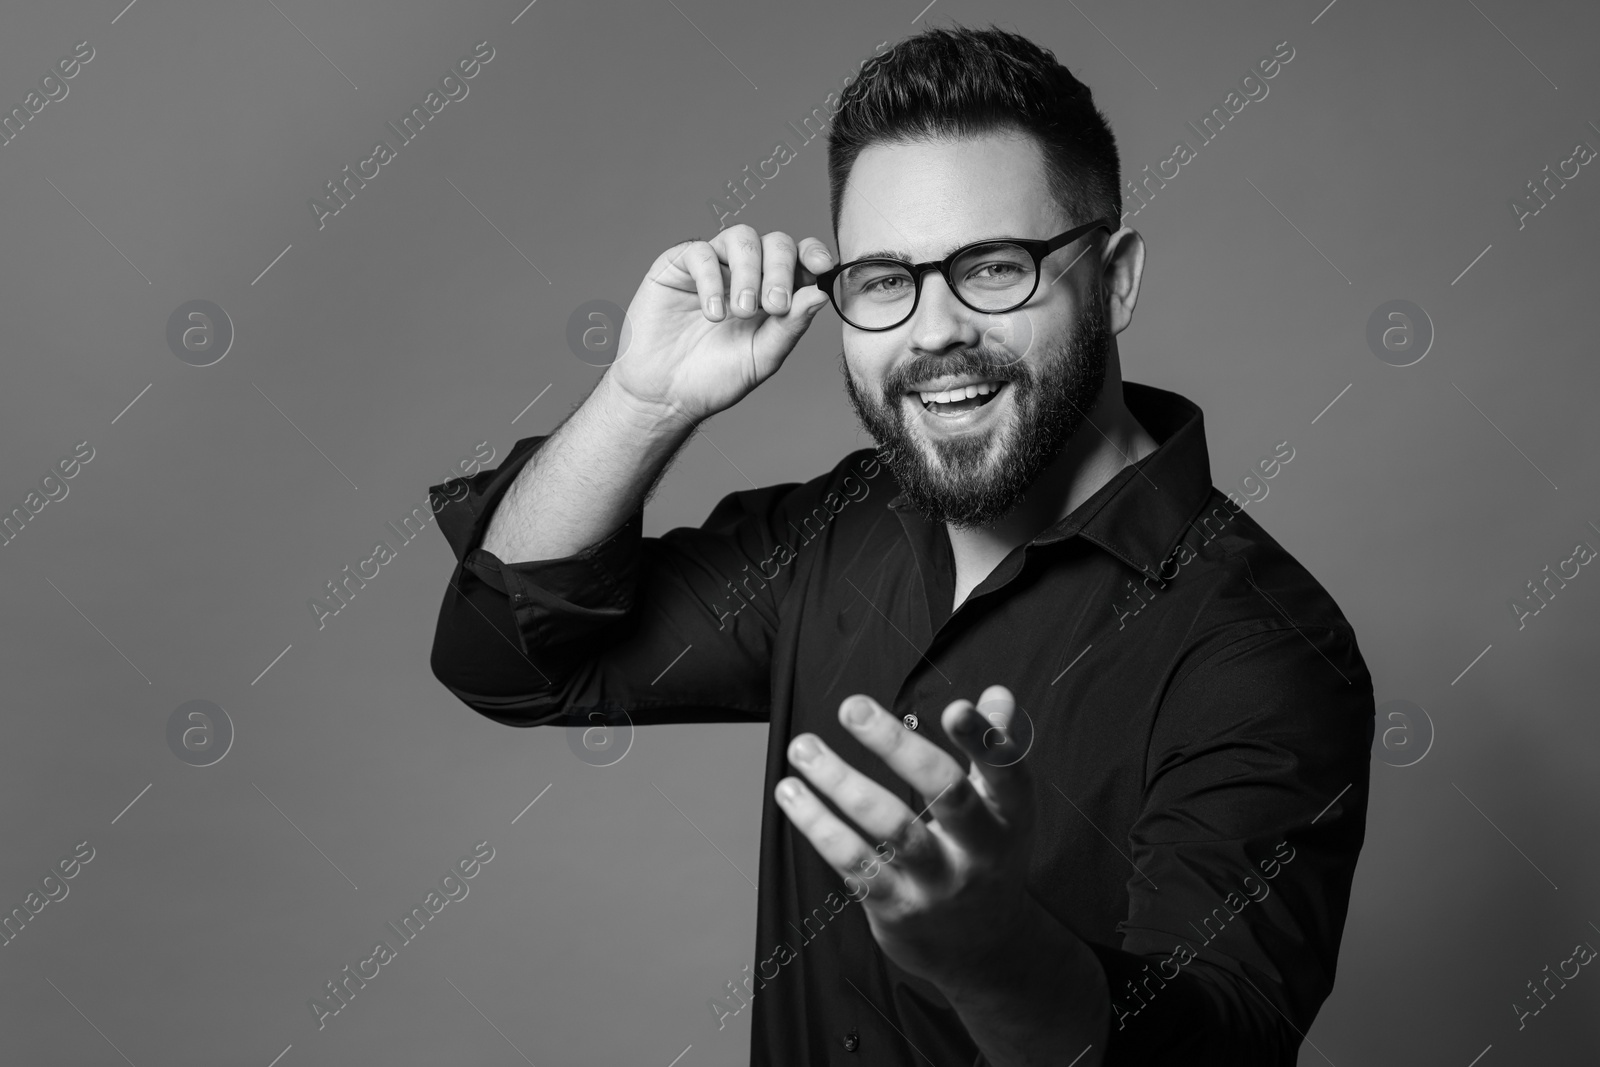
<box><xmin>1093</xmin><ymin>622</ymin><xmax>1374</xmax><ymax>1065</ymax></box>
<box><xmin>427</xmin><ymin>434</ymin><xmax>844</xmax><ymax>729</ymax></box>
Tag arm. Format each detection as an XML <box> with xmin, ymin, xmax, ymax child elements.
<box><xmin>428</xmin><ymin>225</ymin><xmax>836</xmax><ymax>725</ymax></box>
<box><xmin>1097</xmin><ymin>623</ymin><xmax>1374</xmax><ymax>1064</ymax></box>
<box><xmin>481</xmin><ymin>224</ymin><xmax>833</xmax><ymax>568</ymax></box>
<box><xmin>479</xmin><ymin>372</ymin><xmax>695</xmax><ymax>566</ymax></box>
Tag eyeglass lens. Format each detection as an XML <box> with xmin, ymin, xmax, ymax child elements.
<box><xmin>832</xmin><ymin>241</ymin><xmax>1037</xmax><ymax>329</ymax></box>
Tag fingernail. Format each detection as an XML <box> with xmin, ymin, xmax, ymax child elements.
<box><xmin>768</xmin><ymin>286</ymin><xmax>789</xmax><ymax>311</ymax></box>
<box><xmin>736</xmin><ymin>288</ymin><xmax>755</xmax><ymax>312</ymax></box>
<box><xmin>778</xmin><ymin>779</ymin><xmax>802</xmax><ymax>801</ymax></box>
<box><xmin>791</xmin><ymin>734</ymin><xmax>822</xmax><ymax>764</ymax></box>
<box><xmin>707</xmin><ymin>294</ymin><xmax>724</xmax><ymax>318</ymax></box>
<box><xmin>843</xmin><ymin>698</ymin><xmax>872</xmax><ymax>726</ymax></box>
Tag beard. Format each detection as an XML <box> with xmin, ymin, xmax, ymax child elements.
<box><xmin>840</xmin><ymin>298</ymin><xmax>1111</xmax><ymax>529</ymax></box>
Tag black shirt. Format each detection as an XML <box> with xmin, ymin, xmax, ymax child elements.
<box><xmin>427</xmin><ymin>381</ymin><xmax>1374</xmax><ymax>1066</ymax></box>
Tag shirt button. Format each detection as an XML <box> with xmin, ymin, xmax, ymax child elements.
<box><xmin>842</xmin><ymin>1029</ymin><xmax>860</xmax><ymax>1052</ymax></box>
<box><xmin>902</xmin><ymin>713</ymin><xmax>918</xmax><ymax>731</ymax></box>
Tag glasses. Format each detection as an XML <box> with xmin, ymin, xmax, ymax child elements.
<box><xmin>814</xmin><ymin>217</ymin><xmax>1117</xmax><ymax>332</ymax></box>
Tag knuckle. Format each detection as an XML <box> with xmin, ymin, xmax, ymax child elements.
<box><xmin>763</xmin><ymin>231</ymin><xmax>797</xmax><ymax>256</ymax></box>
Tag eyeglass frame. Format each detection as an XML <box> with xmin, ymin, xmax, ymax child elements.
<box><xmin>813</xmin><ymin>216</ymin><xmax>1119</xmax><ymax>332</ymax></box>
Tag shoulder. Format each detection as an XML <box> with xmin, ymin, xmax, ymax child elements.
<box><xmin>1158</xmin><ymin>490</ymin><xmax>1370</xmax><ymax>704</ymax></box>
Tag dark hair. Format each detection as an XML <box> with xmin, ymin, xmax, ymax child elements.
<box><xmin>826</xmin><ymin>24</ymin><xmax>1120</xmax><ymax>241</ymax></box>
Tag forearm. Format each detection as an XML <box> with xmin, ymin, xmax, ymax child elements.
<box><xmin>939</xmin><ymin>895</ymin><xmax>1110</xmax><ymax>1067</ymax></box>
<box><xmin>481</xmin><ymin>371</ymin><xmax>695</xmax><ymax>564</ymax></box>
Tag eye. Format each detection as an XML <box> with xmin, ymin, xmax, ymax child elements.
<box><xmin>861</xmin><ymin>274</ymin><xmax>911</xmax><ymax>295</ymax></box>
<box><xmin>966</xmin><ymin>260</ymin><xmax>1026</xmax><ymax>282</ymax></box>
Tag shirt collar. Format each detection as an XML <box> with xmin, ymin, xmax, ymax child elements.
<box><xmin>885</xmin><ymin>381</ymin><xmax>1215</xmax><ymax>576</ymax></box>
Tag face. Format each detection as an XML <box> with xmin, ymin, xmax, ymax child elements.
<box><xmin>834</xmin><ymin>132</ymin><xmax>1112</xmax><ymax>528</ymax></box>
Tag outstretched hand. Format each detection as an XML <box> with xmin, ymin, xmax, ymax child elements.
<box><xmin>773</xmin><ymin>685</ymin><xmax>1038</xmax><ymax>986</ymax></box>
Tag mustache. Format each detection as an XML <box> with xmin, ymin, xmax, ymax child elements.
<box><xmin>882</xmin><ymin>346</ymin><xmax>1028</xmax><ymax>395</ymax></box>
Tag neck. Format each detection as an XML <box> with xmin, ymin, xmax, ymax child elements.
<box><xmin>946</xmin><ymin>360</ymin><xmax>1157</xmax><ymax>561</ymax></box>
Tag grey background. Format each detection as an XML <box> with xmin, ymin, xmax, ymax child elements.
<box><xmin>1</xmin><ymin>0</ymin><xmax>1595</xmax><ymax>1063</ymax></box>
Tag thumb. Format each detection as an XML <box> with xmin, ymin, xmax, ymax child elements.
<box><xmin>751</xmin><ymin>285</ymin><xmax>831</xmax><ymax>365</ymax></box>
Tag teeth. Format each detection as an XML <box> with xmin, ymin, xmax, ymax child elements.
<box><xmin>917</xmin><ymin>380</ymin><xmax>1002</xmax><ymax>405</ymax></box>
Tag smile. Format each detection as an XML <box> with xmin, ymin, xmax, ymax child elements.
<box><xmin>910</xmin><ymin>379</ymin><xmax>1009</xmax><ymax>418</ymax></box>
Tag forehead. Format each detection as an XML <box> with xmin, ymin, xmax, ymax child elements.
<box><xmin>836</xmin><ymin>131</ymin><xmax>1066</xmax><ymax>262</ymax></box>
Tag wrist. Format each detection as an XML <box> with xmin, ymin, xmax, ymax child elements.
<box><xmin>597</xmin><ymin>371</ymin><xmax>699</xmax><ymax>439</ymax></box>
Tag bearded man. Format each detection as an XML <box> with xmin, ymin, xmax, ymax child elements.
<box><xmin>428</xmin><ymin>23</ymin><xmax>1373</xmax><ymax>1067</ymax></box>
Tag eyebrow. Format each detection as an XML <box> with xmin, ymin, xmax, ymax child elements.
<box><xmin>843</xmin><ymin>236</ymin><xmax>1020</xmax><ymax>263</ymax></box>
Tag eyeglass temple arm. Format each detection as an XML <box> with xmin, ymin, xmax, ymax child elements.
<box><xmin>1043</xmin><ymin>217</ymin><xmax>1118</xmax><ymax>255</ymax></box>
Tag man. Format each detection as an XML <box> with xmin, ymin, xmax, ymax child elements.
<box><xmin>428</xmin><ymin>23</ymin><xmax>1372</xmax><ymax>1066</ymax></box>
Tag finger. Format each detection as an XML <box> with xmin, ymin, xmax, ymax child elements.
<box><xmin>942</xmin><ymin>686</ymin><xmax>1034</xmax><ymax>824</ymax></box>
<box><xmin>759</xmin><ymin>231</ymin><xmax>798</xmax><ymax>314</ymax></box>
<box><xmin>774</xmin><ymin>775</ymin><xmax>908</xmax><ymax>901</ymax></box>
<box><xmin>709</xmin><ymin>224</ymin><xmax>766</xmax><ymax>319</ymax></box>
<box><xmin>836</xmin><ymin>694</ymin><xmax>1003</xmax><ymax>852</ymax></box>
<box><xmin>750</xmin><ymin>271</ymin><xmax>831</xmax><ymax>367</ymax></box>
<box><xmin>785</xmin><ymin>732</ymin><xmax>941</xmax><ymax>870</ymax></box>
<box><xmin>676</xmin><ymin>240</ymin><xmax>730</xmax><ymax>321</ymax></box>
<box><xmin>794</xmin><ymin>237</ymin><xmax>833</xmax><ymax>290</ymax></box>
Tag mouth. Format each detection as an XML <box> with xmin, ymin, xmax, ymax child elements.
<box><xmin>909</xmin><ymin>379</ymin><xmax>1009</xmax><ymax>418</ymax></box>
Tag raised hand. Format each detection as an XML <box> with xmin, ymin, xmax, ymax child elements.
<box><xmin>608</xmin><ymin>224</ymin><xmax>835</xmax><ymax>428</ymax></box>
